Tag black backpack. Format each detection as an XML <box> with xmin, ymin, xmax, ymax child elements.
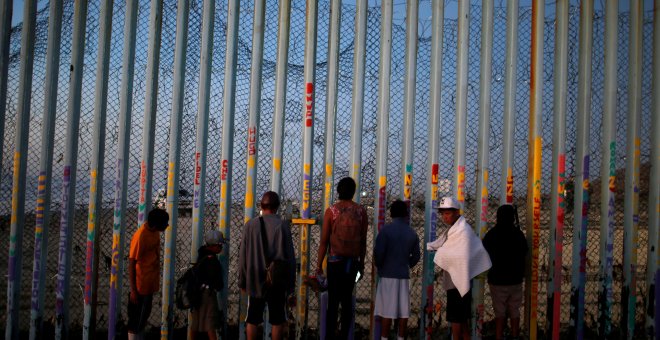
<box><xmin>175</xmin><ymin>264</ymin><xmax>201</xmax><ymax>310</ymax></box>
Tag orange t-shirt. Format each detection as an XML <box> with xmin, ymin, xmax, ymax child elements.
<box><xmin>129</xmin><ymin>223</ymin><xmax>161</xmax><ymax>295</ymax></box>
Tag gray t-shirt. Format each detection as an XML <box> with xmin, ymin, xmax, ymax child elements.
<box><xmin>238</xmin><ymin>214</ymin><xmax>296</xmax><ymax>298</ymax></box>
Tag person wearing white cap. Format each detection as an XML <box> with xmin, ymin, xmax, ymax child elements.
<box><xmin>190</xmin><ymin>230</ymin><xmax>226</xmax><ymax>340</ymax></box>
<box><xmin>427</xmin><ymin>197</ymin><xmax>492</xmax><ymax>340</ymax></box>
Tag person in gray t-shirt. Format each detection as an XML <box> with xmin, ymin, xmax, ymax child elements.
<box><xmin>238</xmin><ymin>191</ymin><xmax>296</xmax><ymax>340</ymax></box>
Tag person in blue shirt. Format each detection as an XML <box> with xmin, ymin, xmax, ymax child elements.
<box><xmin>373</xmin><ymin>200</ymin><xmax>421</xmax><ymax>340</ymax></box>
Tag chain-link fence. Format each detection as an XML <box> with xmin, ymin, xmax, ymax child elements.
<box><xmin>0</xmin><ymin>0</ymin><xmax>655</xmax><ymax>338</ymax></box>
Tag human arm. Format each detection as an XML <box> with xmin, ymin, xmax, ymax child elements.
<box><xmin>282</xmin><ymin>222</ymin><xmax>297</xmax><ymax>294</ymax></box>
<box><xmin>359</xmin><ymin>206</ymin><xmax>369</xmax><ymax>268</ymax></box>
<box><xmin>238</xmin><ymin>224</ymin><xmax>248</xmax><ymax>292</ymax></box>
<box><xmin>128</xmin><ymin>258</ymin><xmax>138</xmax><ymax>304</ymax></box>
<box><xmin>316</xmin><ymin>207</ymin><xmax>333</xmax><ymax>274</ymax></box>
<box><xmin>373</xmin><ymin>231</ymin><xmax>385</xmax><ymax>270</ymax></box>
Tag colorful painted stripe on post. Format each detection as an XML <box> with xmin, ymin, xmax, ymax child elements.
<box><xmin>479</xmin><ymin>170</ymin><xmax>489</xmax><ymax>232</ymax></box>
<box><xmin>56</xmin><ymin>165</ymin><xmax>72</xmax><ymax>317</ymax></box>
<box><xmin>530</xmin><ymin>137</ymin><xmax>542</xmax><ymax>337</ymax></box>
<box><xmin>553</xmin><ymin>154</ymin><xmax>566</xmax><ymax>339</ymax></box>
<box><xmin>138</xmin><ymin>160</ymin><xmax>147</xmax><ymax>224</ymax></box>
<box><xmin>423</xmin><ymin>163</ymin><xmax>439</xmax><ymax>339</ymax></box>
<box><xmin>627</xmin><ymin>138</ymin><xmax>641</xmax><ymax>333</ymax></box>
<box><xmin>576</xmin><ymin>155</ymin><xmax>590</xmax><ymax>339</ymax></box>
<box><xmin>31</xmin><ymin>172</ymin><xmax>48</xmax><ymax>314</ymax></box>
<box><xmin>325</xmin><ymin>164</ymin><xmax>333</xmax><ymax>209</ymax></box>
<box><xmin>109</xmin><ymin>159</ymin><xmax>124</xmax><ymax>340</ymax></box>
<box><xmin>457</xmin><ymin>165</ymin><xmax>465</xmax><ymax>204</ymax></box>
<box><xmin>404</xmin><ymin>164</ymin><xmax>412</xmax><ymax>224</ymax></box>
<box><xmin>302</xmin><ymin>164</ymin><xmax>311</xmax><ymax>219</ymax></box>
<box><xmin>84</xmin><ymin>170</ymin><xmax>98</xmax><ymax>307</ymax></box>
<box><xmin>8</xmin><ymin>152</ymin><xmax>21</xmax><ymax>289</ymax></box>
<box><xmin>476</xmin><ymin>169</ymin><xmax>489</xmax><ymax>336</ymax></box>
<box><xmin>377</xmin><ymin>176</ymin><xmax>387</xmax><ymax>232</ymax></box>
<box><xmin>506</xmin><ymin>167</ymin><xmax>514</xmax><ymax>205</ymax></box>
<box><xmin>219</xmin><ymin>159</ymin><xmax>229</xmax><ymax>229</ymax></box>
<box><xmin>298</xmin><ymin>223</ymin><xmax>309</xmax><ymax>324</ymax></box>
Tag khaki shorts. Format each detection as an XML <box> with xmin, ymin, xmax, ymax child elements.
<box><xmin>489</xmin><ymin>283</ymin><xmax>523</xmax><ymax>318</ymax></box>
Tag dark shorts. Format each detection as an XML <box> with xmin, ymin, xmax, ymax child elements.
<box><xmin>245</xmin><ymin>290</ymin><xmax>287</xmax><ymax>325</ymax></box>
<box><xmin>127</xmin><ymin>293</ymin><xmax>153</xmax><ymax>333</ymax></box>
<box><xmin>446</xmin><ymin>288</ymin><xmax>472</xmax><ymax>323</ymax></box>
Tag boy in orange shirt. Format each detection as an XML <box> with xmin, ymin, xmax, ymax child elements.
<box><xmin>127</xmin><ymin>209</ymin><xmax>169</xmax><ymax>340</ymax></box>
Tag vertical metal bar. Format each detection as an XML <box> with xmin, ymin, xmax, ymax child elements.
<box><xmin>108</xmin><ymin>0</ymin><xmax>139</xmax><ymax>338</ymax></box>
<box><xmin>547</xmin><ymin>1</ymin><xmax>568</xmax><ymax>338</ymax></box>
<box><xmin>453</xmin><ymin>0</ymin><xmax>468</xmax><ymax>207</ymax></box>
<box><xmin>348</xmin><ymin>0</ymin><xmax>367</xmax><ymax>201</ymax></box>
<box><xmin>623</xmin><ymin>1</ymin><xmax>643</xmax><ymax>338</ymax></box>
<box><xmin>0</xmin><ymin>0</ymin><xmax>11</xmax><ymax>181</ymax></box>
<box><xmin>270</xmin><ymin>0</ymin><xmax>291</xmax><ymax>194</ymax></box>
<box><xmin>420</xmin><ymin>1</ymin><xmax>444</xmax><ymax>338</ymax></box>
<box><xmin>55</xmin><ymin>1</ymin><xmax>88</xmax><ymax>338</ymax></box>
<box><xmin>370</xmin><ymin>1</ymin><xmax>393</xmax><ymax>339</ymax></box>
<box><xmin>219</xmin><ymin>0</ymin><xmax>239</xmax><ymax>335</ymax></box>
<box><xmin>473</xmin><ymin>0</ymin><xmax>493</xmax><ymax>338</ymax></box>
<box><xmin>322</xmin><ymin>0</ymin><xmax>341</xmax><ymax>213</ymax></box>
<box><xmin>297</xmin><ymin>0</ymin><xmax>317</xmax><ymax>338</ymax></box>
<box><xmin>243</xmin><ymin>0</ymin><xmax>266</xmax><ymax>225</ymax></box>
<box><xmin>647</xmin><ymin>1</ymin><xmax>660</xmax><ymax>336</ymax></box>
<box><xmin>161</xmin><ymin>1</ymin><xmax>189</xmax><ymax>338</ymax></box>
<box><xmin>191</xmin><ymin>0</ymin><xmax>215</xmax><ymax>336</ymax></box>
<box><xmin>525</xmin><ymin>1</ymin><xmax>544</xmax><ymax>338</ymax></box>
<box><xmin>570</xmin><ymin>1</ymin><xmax>593</xmax><ymax>339</ymax></box>
<box><xmin>137</xmin><ymin>0</ymin><xmax>164</xmax><ymax>227</ymax></box>
<box><xmin>28</xmin><ymin>1</ymin><xmax>62</xmax><ymax>338</ymax></box>
<box><xmin>500</xmin><ymin>0</ymin><xmax>519</xmax><ymax>206</ymax></box>
<box><xmin>5</xmin><ymin>1</ymin><xmax>34</xmax><ymax>337</ymax></box>
<box><xmin>191</xmin><ymin>0</ymin><xmax>215</xmax><ymax>277</ymax></box>
<box><xmin>239</xmin><ymin>0</ymin><xmax>266</xmax><ymax>338</ymax></box>
<box><xmin>598</xmin><ymin>0</ymin><xmax>617</xmax><ymax>337</ymax></box>
<box><xmin>319</xmin><ymin>3</ymin><xmax>342</xmax><ymax>335</ymax></box>
<box><xmin>84</xmin><ymin>1</ymin><xmax>114</xmax><ymax>338</ymax></box>
<box><xmin>400</xmin><ymin>0</ymin><xmax>418</xmax><ymax>219</ymax></box>
<box><xmin>297</xmin><ymin>219</ymin><xmax>311</xmax><ymax>340</ymax></box>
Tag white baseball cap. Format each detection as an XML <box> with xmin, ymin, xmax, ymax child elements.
<box><xmin>205</xmin><ymin>230</ymin><xmax>226</xmax><ymax>245</ymax></box>
<box><xmin>438</xmin><ymin>196</ymin><xmax>461</xmax><ymax>210</ymax></box>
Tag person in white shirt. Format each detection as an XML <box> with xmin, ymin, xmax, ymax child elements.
<box><xmin>427</xmin><ymin>197</ymin><xmax>491</xmax><ymax>340</ymax></box>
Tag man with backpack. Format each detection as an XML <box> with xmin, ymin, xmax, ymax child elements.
<box><xmin>127</xmin><ymin>208</ymin><xmax>169</xmax><ymax>340</ymax></box>
<box><xmin>316</xmin><ymin>177</ymin><xmax>369</xmax><ymax>339</ymax></box>
<box><xmin>239</xmin><ymin>191</ymin><xmax>296</xmax><ymax>340</ymax></box>
<box><xmin>189</xmin><ymin>230</ymin><xmax>225</xmax><ymax>340</ymax></box>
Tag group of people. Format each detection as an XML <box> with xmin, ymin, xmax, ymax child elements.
<box><xmin>125</xmin><ymin>176</ymin><xmax>527</xmax><ymax>340</ymax></box>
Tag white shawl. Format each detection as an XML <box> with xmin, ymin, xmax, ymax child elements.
<box><xmin>427</xmin><ymin>216</ymin><xmax>492</xmax><ymax>296</ymax></box>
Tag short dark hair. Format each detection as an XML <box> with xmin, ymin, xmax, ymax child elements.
<box><xmin>260</xmin><ymin>191</ymin><xmax>281</xmax><ymax>211</ymax></box>
<box><xmin>496</xmin><ymin>204</ymin><xmax>515</xmax><ymax>227</ymax></box>
<box><xmin>390</xmin><ymin>200</ymin><xmax>409</xmax><ymax>218</ymax></box>
<box><xmin>148</xmin><ymin>209</ymin><xmax>169</xmax><ymax>229</ymax></box>
<box><xmin>337</xmin><ymin>177</ymin><xmax>356</xmax><ymax>200</ymax></box>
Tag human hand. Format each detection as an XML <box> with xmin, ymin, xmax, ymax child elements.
<box><xmin>129</xmin><ymin>290</ymin><xmax>138</xmax><ymax>304</ymax></box>
<box><xmin>287</xmin><ymin>294</ymin><xmax>297</xmax><ymax>307</ymax></box>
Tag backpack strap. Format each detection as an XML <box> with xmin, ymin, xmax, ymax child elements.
<box><xmin>259</xmin><ymin>216</ymin><xmax>272</xmax><ymax>266</ymax></box>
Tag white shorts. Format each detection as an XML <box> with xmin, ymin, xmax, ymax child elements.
<box><xmin>374</xmin><ymin>277</ymin><xmax>410</xmax><ymax>319</ymax></box>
